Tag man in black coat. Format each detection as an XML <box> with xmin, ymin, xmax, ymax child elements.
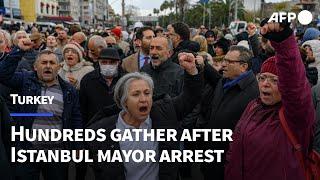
<box><xmin>197</xmin><ymin>45</ymin><xmax>259</xmax><ymax>180</ymax></box>
<box><xmin>79</xmin><ymin>48</ymin><xmax>124</xmax><ymax>180</ymax></box>
<box><xmin>168</xmin><ymin>22</ymin><xmax>200</xmax><ymax>64</ymax></box>
<box><xmin>141</xmin><ymin>37</ymin><xmax>184</xmax><ymax>98</ymax></box>
<box><xmin>86</xmin><ymin>52</ymin><xmax>203</xmax><ymax>180</ymax></box>
<box><xmin>80</xmin><ymin>48</ymin><xmax>124</xmax><ymax>126</ymax></box>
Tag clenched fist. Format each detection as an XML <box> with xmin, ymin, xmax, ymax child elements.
<box><xmin>18</xmin><ymin>38</ymin><xmax>32</xmax><ymax>51</ymax></box>
<box><xmin>259</xmin><ymin>18</ymin><xmax>293</xmax><ymax>42</ymax></box>
<box><xmin>260</xmin><ymin>22</ymin><xmax>284</xmax><ymax>35</ymax></box>
<box><xmin>178</xmin><ymin>52</ymin><xmax>198</xmax><ymax>75</ymax></box>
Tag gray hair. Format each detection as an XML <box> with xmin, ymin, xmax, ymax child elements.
<box><xmin>13</xmin><ymin>30</ymin><xmax>27</xmax><ymax>40</ymax></box>
<box><xmin>12</xmin><ymin>30</ymin><xmax>28</xmax><ymax>46</ymax></box>
<box><xmin>34</xmin><ymin>49</ymin><xmax>59</xmax><ymax>65</ymax></box>
<box><xmin>114</xmin><ymin>72</ymin><xmax>154</xmax><ymax>112</ymax></box>
<box><xmin>229</xmin><ymin>45</ymin><xmax>253</xmax><ymax>70</ymax></box>
<box><xmin>89</xmin><ymin>35</ymin><xmax>107</xmax><ymax>48</ymax></box>
<box><xmin>0</xmin><ymin>30</ymin><xmax>12</xmax><ymax>47</ymax></box>
<box><xmin>73</xmin><ymin>32</ymin><xmax>87</xmax><ymax>41</ymax></box>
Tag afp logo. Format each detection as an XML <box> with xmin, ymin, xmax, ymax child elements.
<box><xmin>268</xmin><ymin>10</ymin><xmax>313</xmax><ymax>25</ymax></box>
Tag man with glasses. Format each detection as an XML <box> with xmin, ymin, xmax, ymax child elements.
<box><xmin>196</xmin><ymin>45</ymin><xmax>259</xmax><ymax>180</ymax></box>
<box><xmin>122</xmin><ymin>27</ymin><xmax>155</xmax><ymax>72</ymax></box>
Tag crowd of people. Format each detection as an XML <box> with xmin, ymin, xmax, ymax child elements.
<box><xmin>0</xmin><ymin>18</ymin><xmax>319</xmax><ymax>180</ymax></box>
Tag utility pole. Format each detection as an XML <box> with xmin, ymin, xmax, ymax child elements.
<box><xmin>80</xmin><ymin>0</ymin><xmax>83</xmax><ymax>26</ymax></box>
<box><xmin>106</xmin><ymin>0</ymin><xmax>109</xmax><ymax>24</ymax></box>
<box><xmin>92</xmin><ymin>0</ymin><xmax>96</xmax><ymax>25</ymax></box>
<box><xmin>253</xmin><ymin>0</ymin><xmax>256</xmax><ymax>23</ymax></box>
<box><xmin>121</xmin><ymin>0</ymin><xmax>125</xmax><ymax>18</ymax></box>
<box><xmin>234</xmin><ymin>0</ymin><xmax>238</xmax><ymax>21</ymax></box>
<box><xmin>9</xmin><ymin>0</ymin><xmax>13</xmax><ymax>20</ymax></box>
<box><xmin>203</xmin><ymin>2</ymin><xmax>206</xmax><ymax>26</ymax></box>
<box><xmin>208</xmin><ymin>8</ymin><xmax>211</xmax><ymax>29</ymax></box>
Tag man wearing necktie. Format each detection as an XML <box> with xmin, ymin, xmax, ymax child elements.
<box><xmin>122</xmin><ymin>27</ymin><xmax>155</xmax><ymax>72</ymax></box>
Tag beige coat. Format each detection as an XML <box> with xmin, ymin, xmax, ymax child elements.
<box><xmin>58</xmin><ymin>61</ymin><xmax>94</xmax><ymax>89</ymax></box>
<box><xmin>121</xmin><ymin>52</ymin><xmax>140</xmax><ymax>73</ymax></box>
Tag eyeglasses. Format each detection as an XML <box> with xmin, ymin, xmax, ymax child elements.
<box><xmin>256</xmin><ymin>74</ymin><xmax>278</xmax><ymax>85</ymax></box>
<box><xmin>222</xmin><ymin>58</ymin><xmax>244</xmax><ymax>65</ymax></box>
<box><xmin>64</xmin><ymin>49</ymin><xmax>78</xmax><ymax>54</ymax></box>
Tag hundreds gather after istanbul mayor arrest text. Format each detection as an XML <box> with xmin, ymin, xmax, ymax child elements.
<box><xmin>11</xmin><ymin>148</ymin><xmax>225</xmax><ymax>163</ymax></box>
<box><xmin>11</xmin><ymin>127</ymin><xmax>233</xmax><ymax>142</ymax></box>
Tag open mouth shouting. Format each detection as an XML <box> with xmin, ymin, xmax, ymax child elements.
<box><xmin>139</xmin><ymin>105</ymin><xmax>149</xmax><ymax>113</ymax></box>
<box><xmin>43</xmin><ymin>69</ymin><xmax>53</xmax><ymax>76</ymax></box>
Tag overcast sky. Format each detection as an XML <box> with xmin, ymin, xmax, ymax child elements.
<box><xmin>111</xmin><ymin>0</ymin><xmax>287</xmax><ymax>16</ymax></box>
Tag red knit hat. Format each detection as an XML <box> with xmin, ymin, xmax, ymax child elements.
<box><xmin>260</xmin><ymin>56</ymin><xmax>278</xmax><ymax>76</ymax></box>
<box><xmin>111</xmin><ymin>28</ymin><xmax>122</xmax><ymax>38</ymax></box>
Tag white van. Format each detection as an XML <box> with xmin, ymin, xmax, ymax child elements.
<box><xmin>229</xmin><ymin>21</ymin><xmax>247</xmax><ymax>36</ymax></box>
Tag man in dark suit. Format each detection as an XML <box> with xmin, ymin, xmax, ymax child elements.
<box><xmin>121</xmin><ymin>27</ymin><xmax>155</xmax><ymax>72</ymax></box>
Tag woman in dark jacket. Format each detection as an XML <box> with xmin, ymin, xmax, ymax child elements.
<box><xmin>86</xmin><ymin>52</ymin><xmax>203</xmax><ymax>180</ymax></box>
<box><xmin>225</xmin><ymin>21</ymin><xmax>315</xmax><ymax>180</ymax></box>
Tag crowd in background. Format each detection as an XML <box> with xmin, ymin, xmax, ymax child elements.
<box><xmin>0</xmin><ymin>19</ymin><xmax>319</xmax><ymax>180</ymax></box>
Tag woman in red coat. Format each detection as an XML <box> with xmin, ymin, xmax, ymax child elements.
<box><xmin>224</xmin><ymin>21</ymin><xmax>315</xmax><ymax>180</ymax></box>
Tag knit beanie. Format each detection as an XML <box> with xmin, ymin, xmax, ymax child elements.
<box><xmin>260</xmin><ymin>56</ymin><xmax>277</xmax><ymax>76</ymax></box>
<box><xmin>63</xmin><ymin>42</ymin><xmax>84</xmax><ymax>60</ymax></box>
<box><xmin>302</xmin><ymin>28</ymin><xmax>320</xmax><ymax>43</ymax></box>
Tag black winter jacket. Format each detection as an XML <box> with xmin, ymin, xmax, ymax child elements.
<box><xmin>198</xmin><ymin>63</ymin><xmax>259</xmax><ymax>174</ymax></box>
<box><xmin>80</xmin><ymin>67</ymin><xmax>124</xmax><ymax>125</ymax></box>
<box><xmin>141</xmin><ymin>59</ymin><xmax>184</xmax><ymax>98</ymax></box>
<box><xmin>171</xmin><ymin>40</ymin><xmax>200</xmax><ymax>64</ymax></box>
<box><xmin>86</xmin><ymin>72</ymin><xmax>203</xmax><ymax>180</ymax></box>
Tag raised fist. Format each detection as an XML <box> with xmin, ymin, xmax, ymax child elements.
<box><xmin>260</xmin><ymin>22</ymin><xmax>284</xmax><ymax>35</ymax></box>
<box><xmin>178</xmin><ymin>52</ymin><xmax>198</xmax><ymax>75</ymax></box>
<box><xmin>259</xmin><ymin>18</ymin><xmax>293</xmax><ymax>42</ymax></box>
<box><xmin>247</xmin><ymin>23</ymin><xmax>257</xmax><ymax>37</ymax></box>
<box><xmin>18</xmin><ymin>38</ymin><xmax>32</xmax><ymax>51</ymax></box>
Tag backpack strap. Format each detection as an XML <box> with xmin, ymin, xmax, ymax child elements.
<box><xmin>279</xmin><ymin>106</ymin><xmax>307</xmax><ymax>176</ymax></box>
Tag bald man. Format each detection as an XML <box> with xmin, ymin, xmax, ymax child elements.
<box><xmin>71</xmin><ymin>32</ymin><xmax>87</xmax><ymax>49</ymax></box>
<box><xmin>141</xmin><ymin>36</ymin><xmax>184</xmax><ymax>98</ymax></box>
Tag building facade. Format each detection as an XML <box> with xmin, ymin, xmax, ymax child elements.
<box><xmin>81</xmin><ymin>0</ymin><xmax>114</xmax><ymax>26</ymax></box>
<box><xmin>242</xmin><ymin>0</ymin><xmax>261</xmax><ymax>11</ymax></box>
<box><xmin>0</xmin><ymin>0</ymin><xmax>22</xmax><ymax>19</ymax></box>
<box><xmin>58</xmin><ymin>0</ymin><xmax>80</xmax><ymax>21</ymax></box>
